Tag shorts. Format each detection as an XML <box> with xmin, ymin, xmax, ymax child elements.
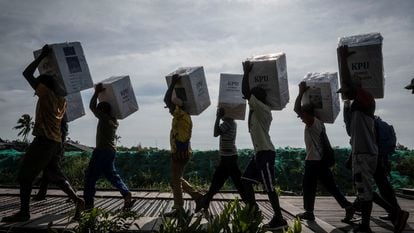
<box><xmin>241</xmin><ymin>150</ymin><xmax>276</xmax><ymax>192</ymax></box>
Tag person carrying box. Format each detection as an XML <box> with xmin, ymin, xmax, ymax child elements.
<box><xmin>293</xmin><ymin>81</ymin><xmax>354</xmax><ymax>222</ymax></box>
<box><xmin>239</xmin><ymin>61</ymin><xmax>288</xmax><ymax>231</ymax></box>
<box><xmin>2</xmin><ymin>45</ymin><xmax>84</xmax><ymax>222</ymax></box>
<box><xmin>163</xmin><ymin>74</ymin><xmax>203</xmax><ymax>217</ymax></box>
<box><xmin>84</xmin><ymin>83</ymin><xmax>134</xmax><ymax>210</ymax></box>
<box><xmin>338</xmin><ymin>45</ymin><xmax>378</xmax><ymax>233</ymax></box>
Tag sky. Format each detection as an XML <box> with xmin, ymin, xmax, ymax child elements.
<box><xmin>0</xmin><ymin>0</ymin><xmax>413</xmax><ymax>150</ymax></box>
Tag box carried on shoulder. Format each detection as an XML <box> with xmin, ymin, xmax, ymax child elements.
<box><xmin>34</xmin><ymin>42</ymin><xmax>93</xmax><ymax>96</ymax></box>
<box><xmin>98</xmin><ymin>75</ymin><xmax>139</xmax><ymax>119</ymax></box>
<box><xmin>166</xmin><ymin>67</ymin><xmax>211</xmax><ymax>115</ymax></box>
<box><xmin>218</xmin><ymin>73</ymin><xmax>246</xmax><ymax>120</ymax></box>
<box><xmin>245</xmin><ymin>53</ymin><xmax>289</xmax><ymax>110</ymax></box>
<box><xmin>302</xmin><ymin>72</ymin><xmax>340</xmax><ymax>124</ymax></box>
<box><xmin>337</xmin><ymin>33</ymin><xmax>384</xmax><ymax>99</ymax></box>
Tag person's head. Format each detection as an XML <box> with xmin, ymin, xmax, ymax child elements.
<box><xmin>97</xmin><ymin>101</ymin><xmax>111</xmax><ymax>115</ymax></box>
<box><xmin>405</xmin><ymin>78</ymin><xmax>414</xmax><ymax>94</ymax></box>
<box><xmin>337</xmin><ymin>78</ymin><xmax>361</xmax><ymax>100</ymax></box>
<box><xmin>300</xmin><ymin>104</ymin><xmax>315</xmax><ymax>126</ymax></box>
<box><xmin>251</xmin><ymin>87</ymin><xmax>267</xmax><ymax>104</ymax></box>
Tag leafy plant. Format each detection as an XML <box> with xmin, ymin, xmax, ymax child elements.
<box><xmin>158</xmin><ymin>199</ymin><xmax>265</xmax><ymax>233</ymax></box>
<box><xmin>158</xmin><ymin>209</ymin><xmax>204</xmax><ymax>233</ymax></box>
<box><xmin>49</xmin><ymin>208</ymin><xmax>140</xmax><ymax>233</ymax></box>
<box><xmin>282</xmin><ymin>217</ymin><xmax>302</xmax><ymax>233</ymax></box>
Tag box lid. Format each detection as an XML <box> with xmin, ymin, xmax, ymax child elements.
<box><xmin>246</xmin><ymin>52</ymin><xmax>285</xmax><ymax>62</ymax></box>
<box><xmin>338</xmin><ymin>32</ymin><xmax>383</xmax><ymax>47</ymax></box>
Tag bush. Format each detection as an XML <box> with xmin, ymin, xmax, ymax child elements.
<box><xmin>0</xmin><ymin>148</ymin><xmax>413</xmax><ymax>193</ymax></box>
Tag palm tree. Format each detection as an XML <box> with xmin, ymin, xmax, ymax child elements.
<box><xmin>13</xmin><ymin>114</ymin><xmax>34</xmax><ymax>142</ymax></box>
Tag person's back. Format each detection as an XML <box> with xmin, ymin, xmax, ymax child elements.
<box><xmin>219</xmin><ymin>118</ymin><xmax>237</xmax><ymax>156</ymax></box>
<box><xmin>170</xmin><ymin>104</ymin><xmax>192</xmax><ymax>155</ymax></box>
<box><xmin>95</xmin><ymin>108</ymin><xmax>118</xmax><ymax>152</ymax></box>
<box><xmin>349</xmin><ymin>88</ymin><xmax>378</xmax><ymax>156</ymax></box>
<box><xmin>248</xmin><ymin>95</ymin><xmax>274</xmax><ymax>152</ymax></box>
<box><xmin>32</xmin><ymin>83</ymin><xmax>66</xmax><ymax>143</ymax></box>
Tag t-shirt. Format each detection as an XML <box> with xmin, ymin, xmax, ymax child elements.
<box><xmin>170</xmin><ymin>105</ymin><xmax>192</xmax><ymax>154</ymax></box>
<box><xmin>304</xmin><ymin>118</ymin><xmax>323</xmax><ymax>161</ymax></box>
<box><xmin>32</xmin><ymin>84</ymin><xmax>66</xmax><ymax>142</ymax></box>
<box><xmin>219</xmin><ymin>120</ymin><xmax>237</xmax><ymax>156</ymax></box>
<box><xmin>93</xmin><ymin>108</ymin><xmax>119</xmax><ymax>152</ymax></box>
<box><xmin>350</xmin><ymin>88</ymin><xmax>378</xmax><ymax>155</ymax></box>
<box><xmin>248</xmin><ymin>95</ymin><xmax>275</xmax><ymax>152</ymax></box>
<box><xmin>350</xmin><ymin>111</ymin><xmax>378</xmax><ymax>155</ymax></box>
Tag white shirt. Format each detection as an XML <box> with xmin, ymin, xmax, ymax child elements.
<box><xmin>304</xmin><ymin>118</ymin><xmax>324</xmax><ymax>161</ymax></box>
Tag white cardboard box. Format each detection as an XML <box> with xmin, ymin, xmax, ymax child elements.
<box><xmin>98</xmin><ymin>75</ymin><xmax>139</xmax><ymax>119</ymax></box>
<box><xmin>166</xmin><ymin>66</ymin><xmax>211</xmax><ymax>115</ymax></box>
<box><xmin>302</xmin><ymin>72</ymin><xmax>340</xmax><ymax>124</ymax></box>
<box><xmin>64</xmin><ymin>92</ymin><xmax>85</xmax><ymax>122</ymax></box>
<box><xmin>34</xmin><ymin>42</ymin><xmax>93</xmax><ymax>96</ymax></box>
<box><xmin>245</xmin><ymin>53</ymin><xmax>289</xmax><ymax>110</ymax></box>
<box><xmin>338</xmin><ymin>33</ymin><xmax>384</xmax><ymax>99</ymax></box>
<box><xmin>218</xmin><ymin>73</ymin><xmax>246</xmax><ymax>120</ymax></box>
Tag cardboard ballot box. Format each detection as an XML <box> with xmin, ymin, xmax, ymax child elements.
<box><xmin>166</xmin><ymin>66</ymin><xmax>211</xmax><ymax>115</ymax></box>
<box><xmin>64</xmin><ymin>92</ymin><xmax>85</xmax><ymax>122</ymax></box>
<box><xmin>302</xmin><ymin>72</ymin><xmax>340</xmax><ymax>124</ymax></box>
<box><xmin>218</xmin><ymin>74</ymin><xmax>246</xmax><ymax>120</ymax></box>
<box><xmin>98</xmin><ymin>76</ymin><xmax>139</xmax><ymax>119</ymax></box>
<box><xmin>34</xmin><ymin>42</ymin><xmax>93</xmax><ymax>96</ymax></box>
<box><xmin>338</xmin><ymin>33</ymin><xmax>384</xmax><ymax>99</ymax></box>
<box><xmin>245</xmin><ymin>53</ymin><xmax>289</xmax><ymax>110</ymax></box>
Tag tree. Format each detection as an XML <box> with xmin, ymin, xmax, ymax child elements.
<box><xmin>13</xmin><ymin>114</ymin><xmax>34</xmax><ymax>142</ymax></box>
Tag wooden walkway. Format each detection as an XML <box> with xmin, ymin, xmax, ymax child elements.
<box><xmin>0</xmin><ymin>188</ymin><xmax>412</xmax><ymax>232</ymax></box>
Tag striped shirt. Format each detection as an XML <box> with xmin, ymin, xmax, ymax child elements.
<box><xmin>219</xmin><ymin>120</ymin><xmax>237</xmax><ymax>156</ymax></box>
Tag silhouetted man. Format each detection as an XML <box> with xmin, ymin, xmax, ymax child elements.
<box><xmin>2</xmin><ymin>45</ymin><xmax>84</xmax><ymax>222</ymax></box>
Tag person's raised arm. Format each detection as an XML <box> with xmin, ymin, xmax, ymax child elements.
<box><xmin>164</xmin><ymin>74</ymin><xmax>180</xmax><ymax>111</ymax></box>
<box><xmin>89</xmin><ymin>83</ymin><xmax>105</xmax><ymax>117</ymax></box>
<box><xmin>242</xmin><ymin>61</ymin><xmax>253</xmax><ymax>100</ymax></box>
<box><xmin>214</xmin><ymin>108</ymin><xmax>225</xmax><ymax>137</ymax></box>
<box><xmin>294</xmin><ymin>82</ymin><xmax>309</xmax><ymax>117</ymax></box>
<box><xmin>338</xmin><ymin>45</ymin><xmax>357</xmax><ymax>95</ymax></box>
<box><xmin>23</xmin><ymin>45</ymin><xmax>50</xmax><ymax>90</ymax></box>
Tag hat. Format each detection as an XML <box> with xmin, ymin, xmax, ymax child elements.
<box><xmin>405</xmin><ymin>78</ymin><xmax>414</xmax><ymax>90</ymax></box>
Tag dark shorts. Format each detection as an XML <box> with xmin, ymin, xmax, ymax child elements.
<box><xmin>241</xmin><ymin>150</ymin><xmax>276</xmax><ymax>192</ymax></box>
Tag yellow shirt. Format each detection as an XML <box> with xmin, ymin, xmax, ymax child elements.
<box><xmin>32</xmin><ymin>84</ymin><xmax>67</xmax><ymax>142</ymax></box>
<box><xmin>248</xmin><ymin>95</ymin><xmax>275</xmax><ymax>152</ymax></box>
<box><xmin>170</xmin><ymin>106</ymin><xmax>192</xmax><ymax>154</ymax></box>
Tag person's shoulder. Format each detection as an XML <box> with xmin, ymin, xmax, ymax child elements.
<box><xmin>35</xmin><ymin>83</ymin><xmax>50</xmax><ymax>97</ymax></box>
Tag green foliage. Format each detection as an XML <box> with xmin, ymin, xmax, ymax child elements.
<box><xmin>158</xmin><ymin>199</ymin><xmax>265</xmax><ymax>233</ymax></box>
<box><xmin>158</xmin><ymin>209</ymin><xmax>204</xmax><ymax>233</ymax></box>
<box><xmin>50</xmin><ymin>208</ymin><xmax>140</xmax><ymax>233</ymax></box>
<box><xmin>0</xmin><ymin>147</ymin><xmax>413</xmax><ymax>193</ymax></box>
<box><xmin>282</xmin><ymin>217</ymin><xmax>302</xmax><ymax>233</ymax></box>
